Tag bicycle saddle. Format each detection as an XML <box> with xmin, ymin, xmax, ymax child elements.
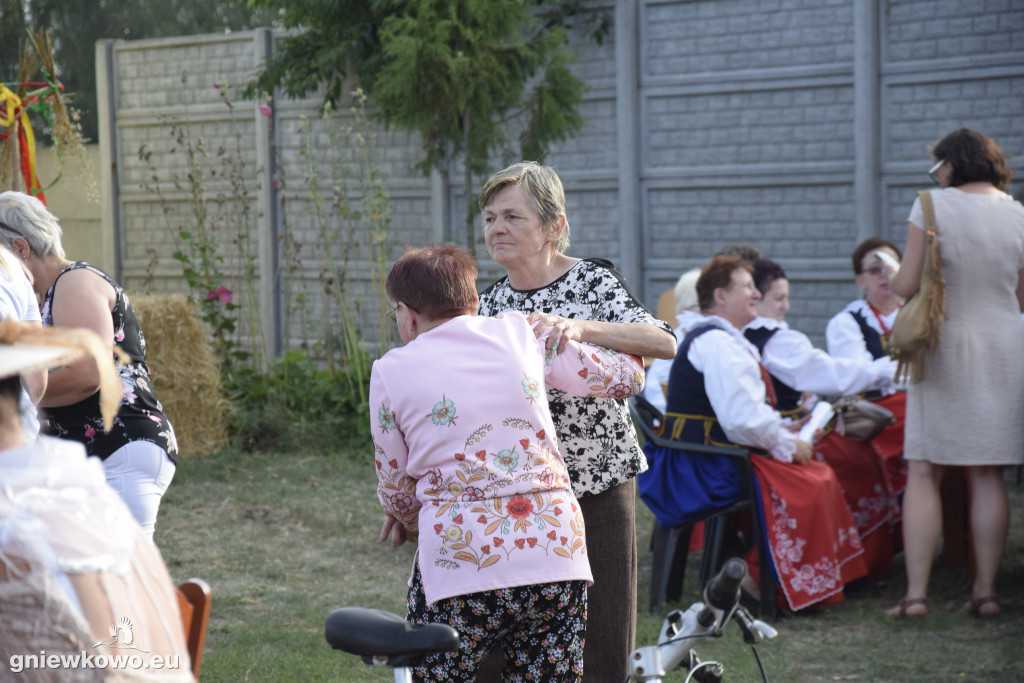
<box><xmin>325</xmin><ymin>607</ymin><xmax>460</xmax><ymax>665</ymax></box>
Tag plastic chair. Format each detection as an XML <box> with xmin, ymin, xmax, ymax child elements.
<box><xmin>630</xmin><ymin>398</ymin><xmax>775</xmax><ymax>621</ymax></box>
<box><xmin>176</xmin><ymin>578</ymin><xmax>211</xmax><ymax>679</ymax></box>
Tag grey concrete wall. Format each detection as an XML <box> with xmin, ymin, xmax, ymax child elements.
<box><xmin>631</xmin><ymin>0</ymin><xmax>1023</xmax><ymax>344</ymax></box>
<box><xmin>94</xmin><ymin>0</ymin><xmax>1024</xmax><ymax>355</ymax></box>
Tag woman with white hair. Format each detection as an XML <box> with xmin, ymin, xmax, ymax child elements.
<box><xmin>640</xmin><ymin>268</ymin><xmax>702</xmax><ymax>414</ymax></box>
<box><xmin>0</xmin><ymin>191</ymin><xmax>178</xmax><ymax>541</ymax></box>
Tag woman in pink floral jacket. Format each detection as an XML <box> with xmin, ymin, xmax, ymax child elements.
<box><xmin>371</xmin><ymin>245</ymin><xmax>644</xmax><ymax>683</ymax></box>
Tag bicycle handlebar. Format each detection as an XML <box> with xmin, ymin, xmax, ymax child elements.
<box><xmin>705</xmin><ymin>557</ymin><xmax>746</xmax><ymax>613</ymax></box>
<box><xmin>627</xmin><ymin>557</ymin><xmax>776</xmax><ymax>682</ymax></box>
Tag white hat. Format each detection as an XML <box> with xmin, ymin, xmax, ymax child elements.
<box><xmin>0</xmin><ymin>319</ymin><xmax>121</xmax><ymax>430</ymax></box>
<box><xmin>0</xmin><ymin>343</ymin><xmax>82</xmax><ymax>380</ymax></box>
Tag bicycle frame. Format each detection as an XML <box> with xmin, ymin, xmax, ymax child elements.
<box><xmin>627</xmin><ymin>558</ymin><xmax>777</xmax><ymax>683</ymax></box>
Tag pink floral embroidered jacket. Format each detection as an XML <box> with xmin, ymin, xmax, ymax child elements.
<box><xmin>370</xmin><ymin>312</ymin><xmax>645</xmax><ymax>606</ymax></box>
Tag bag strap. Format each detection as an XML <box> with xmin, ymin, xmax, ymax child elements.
<box><xmin>917</xmin><ymin>190</ymin><xmax>937</xmax><ymax>238</ymax></box>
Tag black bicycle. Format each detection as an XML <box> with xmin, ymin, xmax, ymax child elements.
<box><xmin>325</xmin><ymin>557</ymin><xmax>775</xmax><ymax>683</ymax></box>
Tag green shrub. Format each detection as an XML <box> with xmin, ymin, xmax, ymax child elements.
<box><xmin>226</xmin><ymin>349</ymin><xmax>371</xmax><ymax>454</ymax></box>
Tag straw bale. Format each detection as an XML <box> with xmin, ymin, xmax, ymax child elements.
<box><xmin>130</xmin><ymin>294</ymin><xmax>229</xmax><ymax>458</ymax></box>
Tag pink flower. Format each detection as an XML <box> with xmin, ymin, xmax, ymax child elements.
<box><xmin>348</xmin><ymin>90</ymin><xmax>357</xmax><ymax>98</ymax></box>
<box><xmin>84</xmin><ymin>424</ymin><xmax>96</xmax><ymax>438</ymax></box>
<box><xmin>259</xmin><ymin>104</ymin><xmax>272</xmax><ymax>116</ymax></box>
<box><xmin>206</xmin><ymin>286</ymin><xmax>232</xmax><ymax>303</ymax></box>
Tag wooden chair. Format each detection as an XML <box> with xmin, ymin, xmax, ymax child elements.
<box><xmin>176</xmin><ymin>578</ymin><xmax>212</xmax><ymax>679</ymax></box>
<box><xmin>655</xmin><ymin>287</ymin><xmax>676</xmax><ymax>327</ymax></box>
<box><xmin>629</xmin><ymin>398</ymin><xmax>775</xmax><ymax>621</ymax></box>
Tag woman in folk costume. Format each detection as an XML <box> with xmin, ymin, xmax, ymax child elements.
<box><xmin>743</xmin><ymin>258</ymin><xmax>900</xmax><ymax>577</ymax></box>
<box><xmin>638</xmin><ymin>255</ymin><xmax>867</xmax><ymax>612</ymax></box>
<box><xmin>825</xmin><ymin>238</ymin><xmax>907</xmax><ymax>496</ymax></box>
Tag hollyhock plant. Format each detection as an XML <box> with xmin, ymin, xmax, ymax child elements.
<box><xmin>206</xmin><ymin>285</ymin><xmax>232</xmax><ymax>303</ymax></box>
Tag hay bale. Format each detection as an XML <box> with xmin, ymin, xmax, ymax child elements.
<box><xmin>130</xmin><ymin>294</ymin><xmax>229</xmax><ymax>458</ymax></box>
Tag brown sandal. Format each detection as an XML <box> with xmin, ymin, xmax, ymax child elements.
<box><xmin>885</xmin><ymin>597</ymin><xmax>927</xmax><ymax>618</ymax></box>
<box><xmin>963</xmin><ymin>595</ymin><xmax>999</xmax><ymax>617</ymax></box>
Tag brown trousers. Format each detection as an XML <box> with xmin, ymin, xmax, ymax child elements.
<box><xmin>475</xmin><ymin>479</ymin><xmax>638</xmax><ymax>682</ymax></box>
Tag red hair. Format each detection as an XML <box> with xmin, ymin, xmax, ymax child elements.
<box><xmin>385</xmin><ymin>245</ymin><xmax>479</xmax><ymax>319</ymax></box>
<box><xmin>697</xmin><ymin>255</ymin><xmax>751</xmax><ymax>312</ymax></box>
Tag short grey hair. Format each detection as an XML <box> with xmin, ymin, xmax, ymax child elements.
<box><xmin>673</xmin><ymin>268</ymin><xmax>702</xmax><ymax>315</ymax></box>
<box><xmin>0</xmin><ymin>191</ymin><xmax>66</xmax><ymax>260</ymax></box>
<box><xmin>479</xmin><ymin>161</ymin><xmax>571</xmax><ymax>253</ymax></box>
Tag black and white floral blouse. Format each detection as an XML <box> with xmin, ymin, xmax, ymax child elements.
<box><xmin>478</xmin><ymin>258</ymin><xmax>674</xmax><ymax>497</ymax></box>
<box><xmin>41</xmin><ymin>262</ymin><xmax>178</xmax><ymax>462</ymax></box>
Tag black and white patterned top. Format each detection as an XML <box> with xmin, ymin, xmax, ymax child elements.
<box><xmin>478</xmin><ymin>258</ymin><xmax>674</xmax><ymax>497</ymax></box>
<box><xmin>40</xmin><ymin>262</ymin><xmax>178</xmax><ymax>462</ymax></box>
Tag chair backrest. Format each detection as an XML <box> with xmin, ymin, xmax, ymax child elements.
<box><xmin>628</xmin><ymin>397</ymin><xmax>775</xmax><ymax>620</ymax></box>
<box><xmin>176</xmin><ymin>578</ymin><xmax>211</xmax><ymax>679</ymax></box>
<box><xmin>629</xmin><ymin>394</ymin><xmax>664</xmax><ymax>441</ymax></box>
<box><xmin>656</xmin><ymin>287</ymin><xmax>677</xmax><ymax>327</ymax></box>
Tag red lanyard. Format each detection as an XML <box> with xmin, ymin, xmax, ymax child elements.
<box><xmin>865</xmin><ymin>300</ymin><xmax>899</xmax><ymax>352</ymax></box>
<box><xmin>750</xmin><ymin>351</ymin><xmax>778</xmax><ymax>407</ymax></box>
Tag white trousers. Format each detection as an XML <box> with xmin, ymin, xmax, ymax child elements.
<box><xmin>101</xmin><ymin>441</ymin><xmax>176</xmax><ymax>541</ymax></box>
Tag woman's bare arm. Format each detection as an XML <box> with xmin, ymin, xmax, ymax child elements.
<box><xmin>527</xmin><ymin>313</ymin><xmax>677</xmax><ymax>359</ymax></box>
<box><xmin>890</xmin><ymin>222</ymin><xmax>927</xmax><ymax>300</ymax></box>
<box><xmin>39</xmin><ymin>270</ymin><xmax>116</xmax><ymax>408</ymax></box>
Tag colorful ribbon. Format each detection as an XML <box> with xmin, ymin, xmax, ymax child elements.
<box><xmin>0</xmin><ymin>81</ymin><xmax>61</xmax><ymax>204</ymax></box>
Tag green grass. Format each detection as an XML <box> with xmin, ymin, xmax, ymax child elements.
<box><xmin>158</xmin><ymin>444</ymin><xmax>1024</xmax><ymax>681</ymax></box>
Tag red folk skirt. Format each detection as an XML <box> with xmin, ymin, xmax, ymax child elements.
<box><xmin>747</xmin><ymin>457</ymin><xmax>868</xmax><ymax>612</ymax></box>
<box><xmin>814</xmin><ymin>430</ymin><xmax>898</xmax><ymax>577</ymax></box>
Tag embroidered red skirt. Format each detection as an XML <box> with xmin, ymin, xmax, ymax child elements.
<box><xmin>814</xmin><ymin>431</ymin><xmax>897</xmax><ymax>577</ymax></box>
<box><xmin>749</xmin><ymin>457</ymin><xmax>868</xmax><ymax>612</ymax></box>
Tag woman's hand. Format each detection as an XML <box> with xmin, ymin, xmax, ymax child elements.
<box><xmin>792</xmin><ymin>439</ymin><xmax>813</xmax><ymax>465</ymax></box>
<box><xmin>875</xmin><ymin>250</ymin><xmax>901</xmax><ymax>278</ymax></box>
<box><xmin>528</xmin><ymin>311</ymin><xmax>584</xmax><ymax>354</ymax></box>
<box><xmin>379</xmin><ymin>514</ymin><xmax>412</xmax><ymax>548</ymax></box>
<box><xmin>528</xmin><ymin>311</ymin><xmax>677</xmax><ymax>359</ymax></box>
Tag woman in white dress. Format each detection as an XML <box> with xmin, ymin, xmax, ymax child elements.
<box><xmin>886</xmin><ymin>128</ymin><xmax>1024</xmax><ymax>618</ymax></box>
<box><xmin>0</xmin><ymin>321</ymin><xmax>193</xmax><ymax>681</ymax></box>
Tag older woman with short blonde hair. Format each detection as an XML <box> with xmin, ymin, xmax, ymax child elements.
<box><xmin>477</xmin><ymin>161</ymin><xmax>676</xmax><ymax>682</ymax></box>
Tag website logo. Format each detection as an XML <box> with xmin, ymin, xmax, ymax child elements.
<box><xmin>93</xmin><ymin>616</ymin><xmax>150</xmax><ymax>653</ymax></box>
